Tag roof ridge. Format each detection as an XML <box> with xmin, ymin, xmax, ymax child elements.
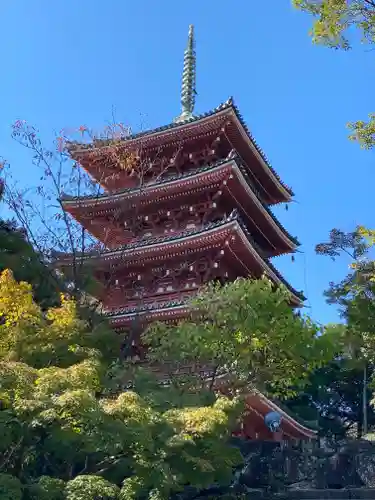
<box><xmin>105</xmin><ymin>298</ymin><xmax>189</xmax><ymax>317</ymax></box>
<box><xmin>55</xmin><ymin>213</ymin><xmax>304</xmax><ymax>301</ymax></box>
<box><xmin>56</xmin><ymin>214</ymin><xmax>238</xmax><ymax>259</ymax></box>
<box><xmin>66</xmin><ymin>98</ymin><xmax>293</xmax><ymax>197</ymax></box>
<box><xmin>61</xmin><ymin>156</ymin><xmax>300</xmax><ymax>247</ymax></box>
<box><xmin>66</xmin><ymin>99</ymin><xmax>233</xmax><ymax>153</ymax></box>
<box><xmin>60</xmin><ymin>156</ymin><xmax>232</xmax><ymax>202</ymax></box>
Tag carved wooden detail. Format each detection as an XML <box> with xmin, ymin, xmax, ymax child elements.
<box><xmin>98</xmin><ymin>133</ymin><xmax>232</xmax><ymax>191</ymax></box>
<box><xmin>146</xmin><ymin>134</ymin><xmax>230</xmax><ymax>182</ymax></box>
<box><xmin>90</xmin><ymin>195</ymin><xmax>225</xmax><ymax>248</ymax></box>
<box><xmin>100</xmin><ymin>255</ymin><xmax>232</xmax><ymax>309</ymax></box>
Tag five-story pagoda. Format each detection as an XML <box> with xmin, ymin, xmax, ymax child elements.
<box><xmin>58</xmin><ymin>25</ymin><xmax>304</xmax><ymax>333</ymax></box>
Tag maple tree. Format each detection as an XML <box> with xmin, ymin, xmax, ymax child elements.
<box><xmin>0</xmin><ymin>179</ymin><xmax>60</xmax><ymax>309</ymax></box>
<box><xmin>2</xmin><ymin>119</ymin><xmax>174</xmax><ymax>362</ymax></box>
<box><xmin>1</xmin><ymin>121</ymin><xmax>106</xmax><ymax>298</ymax></box>
<box><xmin>0</xmin><ymin>269</ymin><xmax>245</xmax><ymax>499</ymax></box>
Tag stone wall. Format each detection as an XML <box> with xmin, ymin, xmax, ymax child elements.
<box><xmin>185</xmin><ymin>438</ymin><xmax>375</xmax><ymax>499</ymax></box>
<box><xmin>286</xmin><ymin>490</ymin><xmax>375</xmax><ymax>499</ymax></box>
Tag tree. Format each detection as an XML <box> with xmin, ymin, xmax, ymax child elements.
<box><xmin>293</xmin><ymin>0</ymin><xmax>375</xmax><ymax>148</ymax></box>
<box><xmin>2</xmin><ymin>121</ymin><xmax>111</xmax><ymax>298</ymax></box>
<box><xmin>313</xmin><ymin>226</ymin><xmax>375</xmax><ymax>435</ymax></box>
<box><xmin>0</xmin><ymin>269</ymin><xmax>244</xmax><ymax>499</ymax></box>
<box><xmin>294</xmin><ymin>0</ymin><xmax>375</xmax><ymax>49</ymax></box>
<box><xmin>143</xmin><ymin>277</ymin><xmax>334</xmax><ymax>400</ymax></box>
<box><xmin>294</xmin><ymin>1</ymin><xmax>375</xmax><ymax>434</ymax></box>
<box><xmin>0</xmin><ymin>218</ymin><xmax>59</xmax><ymax>309</ymax></box>
<box><xmin>0</xmin><ymin>268</ymin><xmax>121</xmax><ymax>369</ymax></box>
<box><xmin>2</xmin><ymin>119</ymin><xmax>173</xmax><ymax>360</ymax></box>
<box><xmin>287</xmin><ymin>358</ymin><xmax>375</xmax><ymax>441</ymax></box>
<box><xmin>0</xmin><ymin>178</ymin><xmax>61</xmax><ymax>309</ymax></box>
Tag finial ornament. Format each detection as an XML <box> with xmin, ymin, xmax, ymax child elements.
<box><xmin>174</xmin><ymin>25</ymin><xmax>196</xmax><ymax>123</ymax></box>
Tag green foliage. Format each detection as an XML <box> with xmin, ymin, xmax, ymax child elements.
<box><xmin>0</xmin><ymin>218</ymin><xmax>60</xmax><ymax>309</ymax></box>
<box><xmin>65</xmin><ymin>476</ymin><xmax>120</xmax><ymax>500</ymax></box>
<box><xmin>0</xmin><ymin>269</ymin><xmax>121</xmax><ymax>369</ymax></box>
<box><xmin>348</xmin><ymin>114</ymin><xmax>375</xmax><ymax>149</ymax></box>
<box><xmin>0</xmin><ymin>270</ymin><xmax>245</xmax><ymax>498</ymax></box>
<box><xmin>0</xmin><ymin>272</ymin><xmax>336</xmax><ymax>497</ymax></box>
<box><xmin>316</xmin><ymin>226</ymin><xmax>375</xmax><ymax>362</ymax></box>
<box><xmin>144</xmin><ymin>277</ymin><xmax>332</xmax><ymax>398</ymax></box>
<box><xmin>287</xmin><ymin>359</ymin><xmax>375</xmax><ymax>439</ymax></box>
<box><xmin>293</xmin><ymin>0</ymin><xmax>375</xmax><ymax>49</ymax></box>
<box><xmin>27</xmin><ymin>476</ymin><xmax>66</xmax><ymax>500</ymax></box>
<box><xmin>0</xmin><ymin>474</ymin><xmax>23</xmax><ymax>500</ymax></box>
<box><xmin>293</xmin><ymin>0</ymin><xmax>375</xmax><ymax>147</ymax></box>
<box><xmin>315</xmin><ymin>226</ymin><xmax>371</xmax><ymax>260</ymax></box>
<box><xmin>314</xmin><ymin>226</ymin><xmax>375</xmax><ymax>436</ymax></box>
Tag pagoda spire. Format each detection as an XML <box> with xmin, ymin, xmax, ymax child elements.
<box><xmin>175</xmin><ymin>25</ymin><xmax>196</xmax><ymax>123</ymax></box>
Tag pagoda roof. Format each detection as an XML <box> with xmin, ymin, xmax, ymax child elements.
<box><xmin>61</xmin><ymin>157</ymin><xmax>300</xmax><ymax>252</ymax></box>
<box><xmin>61</xmin><ymin>156</ymin><xmax>230</xmax><ymax>204</ymax></box>
<box><xmin>105</xmin><ymin>298</ymin><xmax>190</xmax><ymax>324</ymax></box>
<box><xmin>103</xmin><ymin>301</ymin><xmax>191</xmax><ymax>329</ymax></box>
<box><xmin>267</xmin><ymin>393</ymin><xmax>319</xmax><ymax>433</ymax></box>
<box><xmin>67</xmin><ymin>99</ymin><xmax>293</xmax><ymax>204</ymax></box>
<box><xmin>55</xmin><ymin>213</ymin><xmax>305</xmax><ymax>303</ymax></box>
<box><xmin>245</xmin><ymin>390</ymin><xmax>318</xmax><ymax>439</ymax></box>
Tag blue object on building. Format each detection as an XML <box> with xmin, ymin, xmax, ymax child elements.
<box><xmin>264</xmin><ymin>411</ymin><xmax>282</xmax><ymax>432</ymax></box>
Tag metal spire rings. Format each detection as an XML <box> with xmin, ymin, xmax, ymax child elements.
<box><xmin>175</xmin><ymin>25</ymin><xmax>196</xmax><ymax>123</ymax></box>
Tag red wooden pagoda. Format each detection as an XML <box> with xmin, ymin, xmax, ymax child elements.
<box><xmin>58</xmin><ymin>26</ymin><xmax>316</xmax><ymax>443</ymax></box>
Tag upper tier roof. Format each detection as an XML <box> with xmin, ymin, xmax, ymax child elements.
<box><xmin>66</xmin><ymin>99</ymin><xmax>293</xmax><ymax>205</ymax></box>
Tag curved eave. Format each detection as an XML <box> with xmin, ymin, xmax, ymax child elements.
<box><xmin>67</xmin><ymin>99</ymin><xmax>293</xmax><ymax>204</ymax></box>
<box><xmin>107</xmin><ymin>303</ymin><xmax>190</xmax><ymax>327</ymax></box>
<box><xmin>61</xmin><ymin>158</ymin><xmax>300</xmax><ymax>253</ymax></box>
<box><xmin>60</xmin><ymin>159</ymin><xmax>230</xmax><ymax>208</ymax></box>
<box><xmin>230</xmin><ymin>220</ymin><xmax>304</xmax><ymax>304</ymax></box>
<box><xmin>246</xmin><ymin>390</ymin><xmax>317</xmax><ymax>440</ymax></box>
<box><xmin>230</xmin><ymin>163</ymin><xmax>299</xmax><ymax>251</ymax></box>
<box><xmin>55</xmin><ymin>216</ymin><xmax>305</xmax><ymax>303</ymax></box>
<box><xmin>66</xmin><ymin>100</ymin><xmax>232</xmax><ymax>153</ymax></box>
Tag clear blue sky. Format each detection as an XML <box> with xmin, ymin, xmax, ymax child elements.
<box><xmin>0</xmin><ymin>1</ymin><xmax>373</xmax><ymax>325</ymax></box>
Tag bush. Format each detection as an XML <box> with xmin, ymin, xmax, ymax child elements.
<box><xmin>65</xmin><ymin>475</ymin><xmax>120</xmax><ymax>500</ymax></box>
<box><xmin>27</xmin><ymin>476</ymin><xmax>66</xmax><ymax>500</ymax></box>
<box><xmin>0</xmin><ymin>474</ymin><xmax>23</xmax><ymax>500</ymax></box>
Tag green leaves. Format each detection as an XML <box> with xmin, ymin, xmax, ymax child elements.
<box><xmin>65</xmin><ymin>476</ymin><xmax>120</xmax><ymax>500</ymax></box>
<box><xmin>35</xmin><ymin>359</ymin><xmax>101</xmax><ymax>398</ymax></box>
<box><xmin>0</xmin><ymin>271</ymin><xmax>245</xmax><ymax>498</ymax></box>
<box><xmin>0</xmin><ymin>474</ymin><xmax>23</xmax><ymax>500</ymax></box>
<box><xmin>286</xmin><ymin>358</ymin><xmax>375</xmax><ymax>440</ymax></box>
<box><xmin>348</xmin><ymin>114</ymin><xmax>375</xmax><ymax>149</ymax></box>
<box><xmin>316</xmin><ymin>226</ymin><xmax>375</xmax><ymax>363</ymax></box>
<box><xmin>315</xmin><ymin>226</ymin><xmax>371</xmax><ymax>260</ymax></box>
<box><xmin>0</xmin><ymin>269</ymin><xmax>120</xmax><ymax>370</ymax></box>
<box><xmin>27</xmin><ymin>477</ymin><xmax>66</xmax><ymax>500</ymax></box>
<box><xmin>293</xmin><ymin>0</ymin><xmax>375</xmax><ymax>49</ymax></box>
<box><xmin>0</xmin><ymin>219</ymin><xmax>60</xmax><ymax>310</ymax></box>
<box><xmin>294</xmin><ymin>1</ymin><xmax>375</xmax><ymax>148</ymax></box>
<box><xmin>314</xmin><ymin>225</ymin><xmax>375</xmax><ymax>438</ymax></box>
<box><xmin>144</xmin><ymin>277</ymin><xmax>328</xmax><ymax>399</ymax></box>
<box><xmin>296</xmin><ymin>0</ymin><xmax>351</xmax><ymax>49</ymax></box>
